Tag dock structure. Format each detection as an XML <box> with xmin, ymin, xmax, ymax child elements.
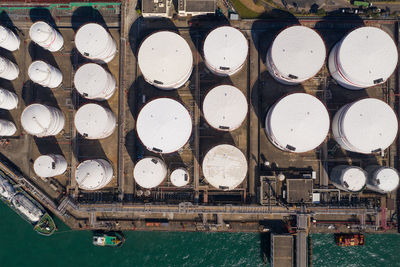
<box><xmin>0</xmin><ymin>2</ymin><xmax>398</xmax><ymax>266</ymax></box>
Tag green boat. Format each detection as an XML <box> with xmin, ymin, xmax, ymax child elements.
<box><xmin>93</xmin><ymin>232</ymin><xmax>125</xmax><ymax>247</ymax></box>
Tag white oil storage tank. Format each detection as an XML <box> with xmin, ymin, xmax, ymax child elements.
<box><xmin>133</xmin><ymin>157</ymin><xmax>167</xmax><ymax>189</ymax></box>
<box><xmin>332</xmin><ymin>98</ymin><xmax>398</xmax><ymax>154</ymax></box>
<box><xmin>330</xmin><ymin>165</ymin><xmax>366</xmax><ymax>192</ymax></box>
<box><xmin>0</xmin><ymin>25</ymin><xmax>20</xmax><ymax>51</ymax></box>
<box><xmin>74</xmin><ymin>63</ymin><xmax>116</xmax><ymax>100</ymax></box>
<box><xmin>138</xmin><ymin>31</ymin><xmax>193</xmax><ymax>90</ymax></box>
<box><xmin>75</xmin><ymin>159</ymin><xmax>113</xmax><ymax>190</ymax></box>
<box><xmin>203</xmin><ymin>85</ymin><xmax>248</xmax><ymax>131</ymax></box>
<box><xmin>21</xmin><ymin>104</ymin><xmax>64</xmax><ymax>137</ymax></box>
<box><xmin>202</xmin><ymin>144</ymin><xmax>247</xmax><ymax>190</ymax></box>
<box><xmin>33</xmin><ymin>154</ymin><xmax>67</xmax><ymax>178</ymax></box>
<box><xmin>328</xmin><ymin>27</ymin><xmax>398</xmax><ymax>90</ymax></box>
<box><xmin>366</xmin><ymin>165</ymin><xmax>399</xmax><ymax>193</ymax></box>
<box><xmin>203</xmin><ymin>26</ymin><xmax>248</xmax><ymax>76</ymax></box>
<box><xmin>170</xmin><ymin>167</ymin><xmax>190</xmax><ymax>187</ymax></box>
<box><xmin>266</xmin><ymin>26</ymin><xmax>326</xmax><ymax>85</ymax></box>
<box><xmin>0</xmin><ymin>88</ymin><xmax>18</xmax><ymax>110</ymax></box>
<box><xmin>0</xmin><ymin>119</ymin><xmax>16</xmax><ymax>136</ymax></box>
<box><xmin>136</xmin><ymin>98</ymin><xmax>192</xmax><ymax>153</ymax></box>
<box><xmin>0</xmin><ymin>56</ymin><xmax>19</xmax><ymax>80</ymax></box>
<box><xmin>74</xmin><ymin>103</ymin><xmax>116</xmax><ymax>139</ymax></box>
<box><xmin>75</xmin><ymin>23</ymin><xmax>117</xmax><ymax>63</ymax></box>
<box><xmin>265</xmin><ymin>93</ymin><xmax>329</xmax><ymax>153</ymax></box>
<box><xmin>28</xmin><ymin>60</ymin><xmax>62</xmax><ymax>88</ymax></box>
<box><xmin>29</xmin><ymin>21</ymin><xmax>63</xmax><ymax>52</ymax></box>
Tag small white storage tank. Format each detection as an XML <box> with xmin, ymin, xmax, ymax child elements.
<box><xmin>74</xmin><ymin>103</ymin><xmax>116</xmax><ymax>139</ymax></box>
<box><xmin>328</xmin><ymin>27</ymin><xmax>398</xmax><ymax>90</ymax></box>
<box><xmin>366</xmin><ymin>165</ymin><xmax>399</xmax><ymax>193</ymax></box>
<box><xmin>0</xmin><ymin>25</ymin><xmax>20</xmax><ymax>51</ymax></box>
<box><xmin>29</xmin><ymin>21</ymin><xmax>64</xmax><ymax>52</ymax></box>
<box><xmin>33</xmin><ymin>154</ymin><xmax>67</xmax><ymax>178</ymax></box>
<box><xmin>28</xmin><ymin>60</ymin><xmax>62</xmax><ymax>88</ymax></box>
<box><xmin>202</xmin><ymin>144</ymin><xmax>247</xmax><ymax>190</ymax></box>
<box><xmin>133</xmin><ymin>157</ymin><xmax>167</xmax><ymax>189</ymax></box>
<box><xmin>170</xmin><ymin>168</ymin><xmax>190</xmax><ymax>187</ymax></box>
<box><xmin>265</xmin><ymin>93</ymin><xmax>330</xmax><ymax>153</ymax></box>
<box><xmin>75</xmin><ymin>23</ymin><xmax>117</xmax><ymax>63</ymax></box>
<box><xmin>330</xmin><ymin>165</ymin><xmax>366</xmax><ymax>192</ymax></box>
<box><xmin>0</xmin><ymin>88</ymin><xmax>18</xmax><ymax>110</ymax></box>
<box><xmin>203</xmin><ymin>26</ymin><xmax>248</xmax><ymax>76</ymax></box>
<box><xmin>21</xmin><ymin>104</ymin><xmax>64</xmax><ymax>137</ymax></box>
<box><xmin>0</xmin><ymin>119</ymin><xmax>16</xmax><ymax>136</ymax></box>
<box><xmin>266</xmin><ymin>26</ymin><xmax>326</xmax><ymax>85</ymax></box>
<box><xmin>0</xmin><ymin>56</ymin><xmax>19</xmax><ymax>80</ymax></box>
<box><xmin>203</xmin><ymin>85</ymin><xmax>248</xmax><ymax>131</ymax></box>
<box><xmin>75</xmin><ymin>159</ymin><xmax>113</xmax><ymax>190</ymax></box>
<box><xmin>332</xmin><ymin>98</ymin><xmax>398</xmax><ymax>154</ymax></box>
<box><xmin>74</xmin><ymin>63</ymin><xmax>116</xmax><ymax>100</ymax></box>
<box><xmin>138</xmin><ymin>31</ymin><xmax>193</xmax><ymax>90</ymax></box>
<box><xmin>136</xmin><ymin>98</ymin><xmax>192</xmax><ymax>153</ymax></box>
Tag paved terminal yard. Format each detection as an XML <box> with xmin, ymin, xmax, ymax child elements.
<box><xmin>0</xmin><ymin>2</ymin><xmax>398</xmax><ymax>236</ymax></box>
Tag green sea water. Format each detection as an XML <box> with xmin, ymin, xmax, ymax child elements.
<box><xmin>1</xmin><ymin>203</ymin><xmax>400</xmax><ymax>267</ymax></box>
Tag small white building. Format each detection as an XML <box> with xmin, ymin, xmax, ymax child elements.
<box><xmin>142</xmin><ymin>0</ymin><xmax>172</xmax><ymax>18</ymax></box>
<box><xmin>21</xmin><ymin>104</ymin><xmax>64</xmax><ymax>137</ymax></box>
<box><xmin>33</xmin><ymin>154</ymin><xmax>67</xmax><ymax>178</ymax></box>
<box><xmin>133</xmin><ymin>157</ymin><xmax>167</xmax><ymax>189</ymax></box>
<box><xmin>178</xmin><ymin>0</ymin><xmax>216</xmax><ymax>16</ymax></box>
<box><xmin>29</xmin><ymin>21</ymin><xmax>64</xmax><ymax>52</ymax></box>
<box><xmin>28</xmin><ymin>60</ymin><xmax>63</xmax><ymax>88</ymax></box>
<box><xmin>75</xmin><ymin>159</ymin><xmax>113</xmax><ymax>191</ymax></box>
<box><xmin>0</xmin><ymin>25</ymin><xmax>20</xmax><ymax>51</ymax></box>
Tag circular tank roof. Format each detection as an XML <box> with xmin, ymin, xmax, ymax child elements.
<box><xmin>0</xmin><ymin>26</ymin><xmax>9</xmax><ymax>43</ymax></box>
<box><xmin>202</xmin><ymin>144</ymin><xmax>247</xmax><ymax>190</ymax></box>
<box><xmin>136</xmin><ymin>98</ymin><xmax>192</xmax><ymax>153</ymax></box>
<box><xmin>34</xmin><ymin>155</ymin><xmax>56</xmax><ymax>177</ymax></box>
<box><xmin>133</xmin><ymin>157</ymin><xmax>167</xmax><ymax>189</ymax></box>
<box><xmin>342</xmin><ymin>167</ymin><xmax>366</xmax><ymax>192</ymax></box>
<box><xmin>21</xmin><ymin>104</ymin><xmax>53</xmax><ymax>135</ymax></box>
<box><xmin>203</xmin><ymin>26</ymin><xmax>248</xmax><ymax>74</ymax></box>
<box><xmin>75</xmin><ymin>23</ymin><xmax>113</xmax><ymax>59</ymax></box>
<box><xmin>75</xmin><ymin>159</ymin><xmax>112</xmax><ymax>190</ymax></box>
<box><xmin>340</xmin><ymin>98</ymin><xmax>398</xmax><ymax>153</ymax></box>
<box><xmin>28</xmin><ymin>61</ymin><xmax>50</xmax><ymax>83</ymax></box>
<box><xmin>74</xmin><ymin>103</ymin><xmax>115</xmax><ymax>139</ymax></box>
<box><xmin>203</xmin><ymin>85</ymin><xmax>248</xmax><ymax>131</ymax></box>
<box><xmin>374</xmin><ymin>167</ymin><xmax>399</xmax><ymax>192</ymax></box>
<box><xmin>170</xmin><ymin>168</ymin><xmax>190</xmax><ymax>187</ymax></box>
<box><xmin>338</xmin><ymin>27</ymin><xmax>398</xmax><ymax>87</ymax></box>
<box><xmin>29</xmin><ymin>21</ymin><xmax>52</xmax><ymax>43</ymax></box>
<box><xmin>266</xmin><ymin>93</ymin><xmax>330</xmax><ymax>153</ymax></box>
<box><xmin>270</xmin><ymin>26</ymin><xmax>326</xmax><ymax>81</ymax></box>
<box><xmin>138</xmin><ymin>31</ymin><xmax>193</xmax><ymax>89</ymax></box>
<box><xmin>74</xmin><ymin>63</ymin><xmax>110</xmax><ymax>98</ymax></box>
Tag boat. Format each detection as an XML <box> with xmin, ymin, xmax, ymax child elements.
<box><xmin>335</xmin><ymin>233</ymin><xmax>365</xmax><ymax>246</ymax></box>
<box><xmin>0</xmin><ymin>161</ymin><xmax>56</xmax><ymax>236</ymax></box>
<box><xmin>93</xmin><ymin>231</ymin><xmax>125</xmax><ymax>247</ymax></box>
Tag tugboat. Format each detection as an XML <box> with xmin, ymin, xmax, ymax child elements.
<box><xmin>93</xmin><ymin>231</ymin><xmax>125</xmax><ymax>247</ymax></box>
<box><xmin>335</xmin><ymin>233</ymin><xmax>365</xmax><ymax>246</ymax></box>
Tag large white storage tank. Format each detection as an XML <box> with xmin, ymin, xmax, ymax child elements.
<box><xmin>366</xmin><ymin>165</ymin><xmax>399</xmax><ymax>193</ymax></box>
<box><xmin>28</xmin><ymin>60</ymin><xmax>62</xmax><ymax>88</ymax></box>
<box><xmin>138</xmin><ymin>31</ymin><xmax>193</xmax><ymax>90</ymax></box>
<box><xmin>0</xmin><ymin>25</ymin><xmax>20</xmax><ymax>51</ymax></box>
<box><xmin>133</xmin><ymin>157</ymin><xmax>167</xmax><ymax>189</ymax></box>
<box><xmin>74</xmin><ymin>63</ymin><xmax>116</xmax><ymax>100</ymax></box>
<box><xmin>170</xmin><ymin>167</ymin><xmax>190</xmax><ymax>187</ymax></box>
<box><xmin>0</xmin><ymin>119</ymin><xmax>16</xmax><ymax>136</ymax></box>
<box><xmin>75</xmin><ymin>159</ymin><xmax>113</xmax><ymax>190</ymax></box>
<box><xmin>328</xmin><ymin>27</ymin><xmax>398</xmax><ymax>90</ymax></box>
<box><xmin>75</xmin><ymin>23</ymin><xmax>117</xmax><ymax>63</ymax></box>
<box><xmin>29</xmin><ymin>21</ymin><xmax>64</xmax><ymax>52</ymax></box>
<box><xmin>203</xmin><ymin>26</ymin><xmax>248</xmax><ymax>76</ymax></box>
<box><xmin>0</xmin><ymin>56</ymin><xmax>19</xmax><ymax>80</ymax></box>
<box><xmin>21</xmin><ymin>104</ymin><xmax>64</xmax><ymax>137</ymax></box>
<box><xmin>33</xmin><ymin>154</ymin><xmax>67</xmax><ymax>178</ymax></box>
<box><xmin>203</xmin><ymin>85</ymin><xmax>248</xmax><ymax>131</ymax></box>
<box><xmin>136</xmin><ymin>98</ymin><xmax>192</xmax><ymax>153</ymax></box>
<box><xmin>74</xmin><ymin>103</ymin><xmax>116</xmax><ymax>139</ymax></box>
<box><xmin>330</xmin><ymin>165</ymin><xmax>366</xmax><ymax>192</ymax></box>
<box><xmin>0</xmin><ymin>88</ymin><xmax>18</xmax><ymax>110</ymax></box>
<box><xmin>266</xmin><ymin>26</ymin><xmax>326</xmax><ymax>85</ymax></box>
<box><xmin>265</xmin><ymin>93</ymin><xmax>330</xmax><ymax>153</ymax></box>
<box><xmin>332</xmin><ymin>98</ymin><xmax>398</xmax><ymax>154</ymax></box>
<box><xmin>202</xmin><ymin>144</ymin><xmax>247</xmax><ymax>190</ymax></box>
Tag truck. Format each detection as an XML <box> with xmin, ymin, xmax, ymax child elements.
<box><xmin>352</xmin><ymin>1</ymin><xmax>372</xmax><ymax>8</ymax></box>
